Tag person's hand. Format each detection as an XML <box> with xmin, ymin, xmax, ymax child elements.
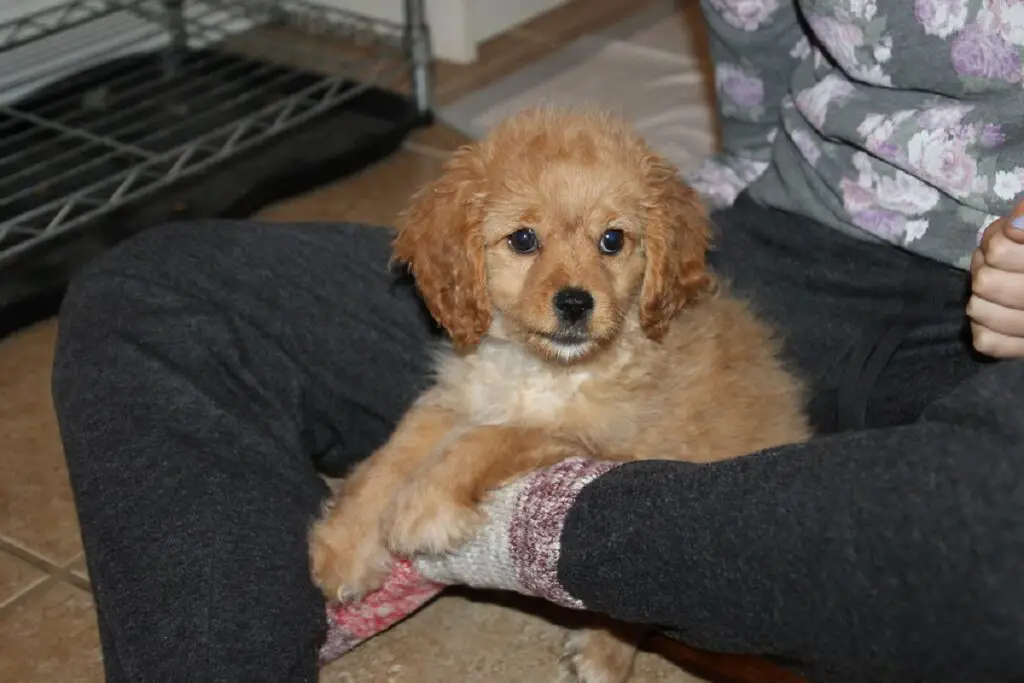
<box><xmin>968</xmin><ymin>199</ymin><xmax>1024</xmax><ymax>359</ymax></box>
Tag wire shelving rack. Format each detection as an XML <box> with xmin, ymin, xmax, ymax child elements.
<box><xmin>0</xmin><ymin>0</ymin><xmax>432</xmax><ymax>318</ymax></box>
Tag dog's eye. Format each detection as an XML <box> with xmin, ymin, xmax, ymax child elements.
<box><xmin>507</xmin><ymin>228</ymin><xmax>539</xmax><ymax>254</ymax></box>
<box><xmin>598</xmin><ymin>229</ymin><xmax>625</xmax><ymax>255</ymax></box>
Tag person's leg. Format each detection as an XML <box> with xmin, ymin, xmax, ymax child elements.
<box><xmin>51</xmin><ymin>220</ymin><xmax>437</xmax><ymax>682</ymax></box>
<box><xmin>552</xmin><ymin>356</ymin><xmax>1024</xmax><ymax>683</ymax></box>
<box><xmin>707</xmin><ymin>193</ymin><xmax>981</xmax><ymax>434</ymax></box>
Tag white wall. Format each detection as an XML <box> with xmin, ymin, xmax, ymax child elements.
<box><xmin>317</xmin><ymin>0</ymin><xmax>568</xmax><ymax>63</ymax></box>
<box><xmin>0</xmin><ymin>1</ymin><xmax>250</xmax><ymax>104</ymax></box>
<box><xmin>0</xmin><ymin>0</ymin><xmax>570</xmax><ymax>103</ymax></box>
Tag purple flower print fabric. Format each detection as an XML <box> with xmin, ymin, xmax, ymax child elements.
<box><xmin>688</xmin><ymin>0</ymin><xmax>1024</xmax><ymax>270</ymax></box>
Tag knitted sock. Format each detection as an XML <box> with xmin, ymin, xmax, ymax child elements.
<box><xmin>319</xmin><ymin>558</ymin><xmax>443</xmax><ymax>664</ymax></box>
<box><xmin>318</xmin><ymin>457</ymin><xmax>621</xmax><ymax>665</ymax></box>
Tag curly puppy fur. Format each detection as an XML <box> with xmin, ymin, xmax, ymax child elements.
<box><xmin>310</xmin><ymin>107</ymin><xmax>811</xmax><ymax>683</ymax></box>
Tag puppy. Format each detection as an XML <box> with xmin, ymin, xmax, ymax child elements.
<box><xmin>310</xmin><ymin>107</ymin><xmax>811</xmax><ymax>683</ymax></box>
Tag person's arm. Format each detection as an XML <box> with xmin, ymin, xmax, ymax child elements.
<box><xmin>327</xmin><ymin>358</ymin><xmax>1024</xmax><ymax>682</ymax></box>
<box><xmin>686</xmin><ymin>1</ymin><xmax>803</xmax><ymax>209</ymax></box>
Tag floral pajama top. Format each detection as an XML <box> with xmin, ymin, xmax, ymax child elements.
<box><xmin>688</xmin><ymin>0</ymin><xmax>1024</xmax><ymax>269</ymax></box>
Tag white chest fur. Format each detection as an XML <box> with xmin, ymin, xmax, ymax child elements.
<box><xmin>432</xmin><ymin>339</ymin><xmax>595</xmax><ymax>427</ymax></box>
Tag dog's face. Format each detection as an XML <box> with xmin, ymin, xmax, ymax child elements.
<box><xmin>480</xmin><ymin>157</ymin><xmax>654</xmax><ymax>362</ymax></box>
<box><xmin>393</xmin><ymin>108</ymin><xmax>711</xmax><ymax>363</ymax></box>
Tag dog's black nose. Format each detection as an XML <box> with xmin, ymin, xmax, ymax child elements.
<box><xmin>553</xmin><ymin>287</ymin><xmax>594</xmax><ymax>324</ymax></box>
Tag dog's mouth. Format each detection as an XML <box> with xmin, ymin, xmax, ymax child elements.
<box><xmin>531</xmin><ymin>329</ymin><xmax>597</xmax><ymax>363</ymax></box>
<box><xmin>538</xmin><ymin>330</ymin><xmax>591</xmax><ymax>346</ymax></box>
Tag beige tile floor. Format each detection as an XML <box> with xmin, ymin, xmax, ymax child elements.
<box><xmin>0</xmin><ymin>2</ymin><xmax>800</xmax><ymax>681</ymax></box>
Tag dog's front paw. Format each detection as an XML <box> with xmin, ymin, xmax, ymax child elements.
<box><xmin>383</xmin><ymin>484</ymin><xmax>485</xmax><ymax>556</ymax></box>
<box><xmin>557</xmin><ymin>628</ymin><xmax>637</xmax><ymax>683</ymax></box>
<box><xmin>309</xmin><ymin>514</ymin><xmax>392</xmax><ymax>603</ymax></box>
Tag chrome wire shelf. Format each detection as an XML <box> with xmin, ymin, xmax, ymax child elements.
<box><xmin>0</xmin><ymin>0</ymin><xmax>432</xmax><ymax>273</ymax></box>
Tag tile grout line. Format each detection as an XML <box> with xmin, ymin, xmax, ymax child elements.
<box><xmin>1</xmin><ymin>539</ymin><xmax>92</xmax><ymax>587</ymax></box>
<box><xmin>0</xmin><ymin>536</ymin><xmax>65</xmax><ymax>575</ymax></box>
<box><xmin>0</xmin><ymin>538</ymin><xmax>92</xmax><ymax>618</ymax></box>
<box><xmin>0</xmin><ymin>564</ymin><xmax>92</xmax><ymax>618</ymax></box>
<box><xmin>63</xmin><ymin>569</ymin><xmax>92</xmax><ymax>592</ymax></box>
<box><xmin>0</xmin><ymin>572</ymin><xmax>51</xmax><ymax>612</ymax></box>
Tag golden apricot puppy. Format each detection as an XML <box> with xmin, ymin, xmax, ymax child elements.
<box><xmin>310</xmin><ymin>106</ymin><xmax>811</xmax><ymax>683</ymax></box>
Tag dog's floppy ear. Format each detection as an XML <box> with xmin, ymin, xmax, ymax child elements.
<box><xmin>392</xmin><ymin>145</ymin><xmax>490</xmax><ymax>352</ymax></box>
<box><xmin>639</xmin><ymin>157</ymin><xmax>711</xmax><ymax>341</ymax></box>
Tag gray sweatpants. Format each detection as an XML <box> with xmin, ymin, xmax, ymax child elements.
<box><xmin>51</xmin><ymin>194</ymin><xmax>1024</xmax><ymax>683</ymax></box>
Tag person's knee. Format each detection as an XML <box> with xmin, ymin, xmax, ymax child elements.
<box><xmin>57</xmin><ymin>222</ymin><xmax>190</xmax><ymax>318</ymax></box>
<box><xmin>56</xmin><ymin>219</ymin><xmax>277</xmax><ymax>336</ymax></box>
<box><xmin>70</xmin><ymin>221</ymin><xmax>239</xmax><ymax>285</ymax></box>
<box><xmin>52</xmin><ymin>222</ymin><xmax>221</xmax><ymax>397</ymax></box>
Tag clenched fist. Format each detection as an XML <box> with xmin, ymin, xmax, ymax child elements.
<box><xmin>969</xmin><ymin>199</ymin><xmax>1024</xmax><ymax>359</ymax></box>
